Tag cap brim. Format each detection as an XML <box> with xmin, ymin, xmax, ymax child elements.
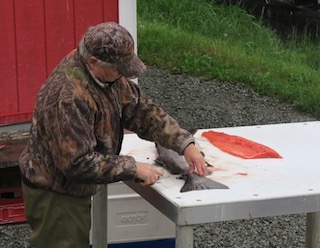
<box><xmin>116</xmin><ymin>54</ymin><xmax>147</xmax><ymax>78</ymax></box>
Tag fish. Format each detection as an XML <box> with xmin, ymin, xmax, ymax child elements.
<box><xmin>202</xmin><ymin>130</ymin><xmax>282</xmax><ymax>159</ymax></box>
<box><xmin>155</xmin><ymin>143</ymin><xmax>229</xmax><ymax>193</ymax></box>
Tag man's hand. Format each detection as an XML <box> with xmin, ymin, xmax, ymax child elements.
<box><xmin>184</xmin><ymin>143</ymin><xmax>207</xmax><ymax>176</ymax></box>
<box><xmin>135</xmin><ymin>162</ymin><xmax>164</xmax><ymax>186</ymax></box>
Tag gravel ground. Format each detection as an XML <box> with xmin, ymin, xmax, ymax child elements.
<box><xmin>0</xmin><ymin>66</ymin><xmax>318</xmax><ymax>247</ymax></box>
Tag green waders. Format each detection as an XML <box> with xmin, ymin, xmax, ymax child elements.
<box><xmin>21</xmin><ymin>181</ymin><xmax>91</xmax><ymax>248</ymax></box>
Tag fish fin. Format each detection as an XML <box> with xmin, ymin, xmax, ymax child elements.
<box><xmin>155</xmin><ymin>157</ymin><xmax>164</xmax><ymax>165</ymax></box>
<box><xmin>180</xmin><ymin>173</ymin><xmax>229</xmax><ymax>193</ymax></box>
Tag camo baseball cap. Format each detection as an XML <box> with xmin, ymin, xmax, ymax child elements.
<box><xmin>83</xmin><ymin>22</ymin><xmax>146</xmax><ymax>78</ymax></box>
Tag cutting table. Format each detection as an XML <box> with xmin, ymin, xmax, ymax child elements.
<box><xmin>120</xmin><ymin>121</ymin><xmax>320</xmax><ymax>248</ymax></box>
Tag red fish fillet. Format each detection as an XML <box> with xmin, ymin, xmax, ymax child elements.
<box><xmin>202</xmin><ymin>131</ymin><xmax>282</xmax><ymax>159</ymax></box>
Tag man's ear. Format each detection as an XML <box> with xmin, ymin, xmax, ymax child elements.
<box><xmin>88</xmin><ymin>56</ymin><xmax>98</xmax><ymax>67</ymax></box>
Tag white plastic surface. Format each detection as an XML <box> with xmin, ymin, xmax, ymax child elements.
<box><xmin>107</xmin><ymin>182</ymin><xmax>175</xmax><ymax>243</ymax></box>
<box><xmin>122</xmin><ymin>122</ymin><xmax>320</xmax><ymax>225</ymax></box>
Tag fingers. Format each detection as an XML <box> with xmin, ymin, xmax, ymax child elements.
<box><xmin>187</xmin><ymin>157</ymin><xmax>207</xmax><ymax>176</ymax></box>
<box><xmin>136</xmin><ymin>162</ymin><xmax>163</xmax><ymax>186</ymax></box>
<box><xmin>184</xmin><ymin>143</ymin><xmax>208</xmax><ymax>177</ymax></box>
<box><xmin>193</xmin><ymin>161</ymin><xmax>207</xmax><ymax>176</ymax></box>
<box><xmin>156</xmin><ymin>168</ymin><xmax>164</xmax><ymax>177</ymax></box>
<box><xmin>188</xmin><ymin>164</ymin><xmax>195</xmax><ymax>174</ymax></box>
<box><xmin>200</xmin><ymin>162</ymin><xmax>207</xmax><ymax>176</ymax></box>
<box><xmin>139</xmin><ymin>173</ymin><xmax>161</xmax><ymax>186</ymax></box>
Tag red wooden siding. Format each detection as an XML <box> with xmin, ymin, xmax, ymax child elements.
<box><xmin>15</xmin><ymin>0</ymin><xmax>47</xmax><ymax>113</ymax></box>
<box><xmin>0</xmin><ymin>0</ymin><xmax>118</xmax><ymax>126</ymax></box>
<box><xmin>1</xmin><ymin>1</ymin><xmax>18</xmax><ymax>116</ymax></box>
<box><xmin>45</xmin><ymin>0</ymin><xmax>76</xmax><ymax>74</ymax></box>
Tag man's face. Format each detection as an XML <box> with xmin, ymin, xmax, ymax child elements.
<box><xmin>89</xmin><ymin>57</ymin><xmax>122</xmax><ymax>83</ymax></box>
<box><xmin>96</xmin><ymin>64</ymin><xmax>121</xmax><ymax>83</ymax></box>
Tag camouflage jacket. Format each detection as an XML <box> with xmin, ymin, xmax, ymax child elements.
<box><xmin>19</xmin><ymin>49</ymin><xmax>194</xmax><ymax>197</ymax></box>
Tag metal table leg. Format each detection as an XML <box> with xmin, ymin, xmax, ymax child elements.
<box><xmin>176</xmin><ymin>225</ymin><xmax>194</xmax><ymax>248</ymax></box>
<box><xmin>306</xmin><ymin>212</ymin><xmax>320</xmax><ymax>248</ymax></box>
<box><xmin>92</xmin><ymin>185</ymin><xmax>108</xmax><ymax>248</ymax></box>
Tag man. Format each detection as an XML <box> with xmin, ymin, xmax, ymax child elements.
<box><xmin>19</xmin><ymin>22</ymin><xmax>207</xmax><ymax>248</ymax></box>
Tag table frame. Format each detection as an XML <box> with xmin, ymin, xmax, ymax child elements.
<box><xmin>94</xmin><ymin>121</ymin><xmax>320</xmax><ymax>247</ymax></box>
<box><xmin>125</xmin><ymin>180</ymin><xmax>320</xmax><ymax>248</ymax></box>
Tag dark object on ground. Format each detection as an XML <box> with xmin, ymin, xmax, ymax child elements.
<box><xmin>216</xmin><ymin>0</ymin><xmax>320</xmax><ymax>40</ymax></box>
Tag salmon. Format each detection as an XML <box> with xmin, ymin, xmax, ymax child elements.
<box><xmin>202</xmin><ymin>131</ymin><xmax>282</xmax><ymax>159</ymax></box>
<box><xmin>155</xmin><ymin>143</ymin><xmax>229</xmax><ymax>193</ymax></box>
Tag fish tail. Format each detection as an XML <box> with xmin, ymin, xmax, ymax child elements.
<box><xmin>180</xmin><ymin>173</ymin><xmax>229</xmax><ymax>193</ymax></box>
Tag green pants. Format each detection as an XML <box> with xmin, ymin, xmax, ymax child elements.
<box><xmin>22</xmin><ymin>182</ymin><xmax>91</xmax><ymax>248</ymax></box>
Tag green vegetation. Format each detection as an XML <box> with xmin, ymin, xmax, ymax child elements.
<box><xmin>137</xmin><ymin>0</ymin><xmax>320</xmax><ymax>117</ymax></box>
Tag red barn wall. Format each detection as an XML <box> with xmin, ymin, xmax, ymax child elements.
<box><xmin>0</xmin><ymin>0</ymin><xmax>118</xmax><ymax>125</ymax></box>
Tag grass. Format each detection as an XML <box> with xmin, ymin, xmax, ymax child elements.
<box><xmin>137</xmin><ymin>0</ymin><xmax>320</xmax><ymax>118</ymax></box>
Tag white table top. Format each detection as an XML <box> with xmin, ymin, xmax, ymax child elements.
<box><xmin>122</xmin><ymin>121</ymin><xmax>320</xmax><ymax>225</ymax></box>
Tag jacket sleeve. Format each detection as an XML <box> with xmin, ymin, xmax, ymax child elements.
<box><xmin>42</xmin><ymin>96</ymin><xmax>137</xmax><ymax>184</ymax></box>
<box><xmin>119</xmin><ymin>79</ymin><xmax>194</xmax><ymax>155</ymax></box>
